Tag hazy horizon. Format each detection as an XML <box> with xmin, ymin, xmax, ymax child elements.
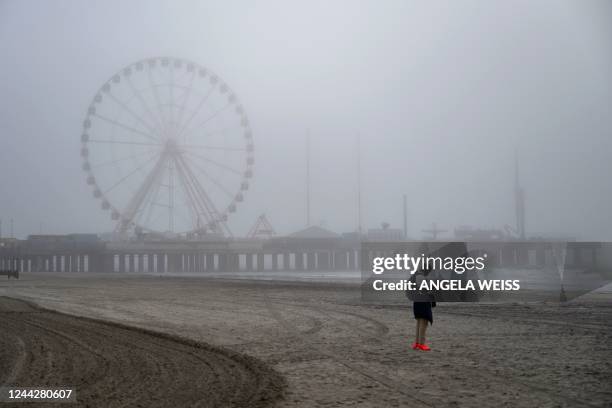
<box><xmin>1</xmin><ymin>0</ymin><xmax>611</xmax><ymax>240</ymax></box>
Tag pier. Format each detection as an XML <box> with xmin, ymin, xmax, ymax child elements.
<box><xmin>1</xmin><ymin>233</ymin><xmax>610</xmax><ymax>274</ymax></box>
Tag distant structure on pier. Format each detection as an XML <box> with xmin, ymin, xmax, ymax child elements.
<box><xmin>289</xmin><ymin>225</ymin><xmax>339</xmax><ymax>239</ymax></box>
<box><xmin>454</xmin><ymin>226</ymin><xmax>507</xmax><ymax>241</ymax></box>
<box><xmin>368</xmin><ymin>222</ymin><xmax>403</xmax><ymax>241</ymax></box>
<box><xmin>422</xmin><ymin>223</ymin><xmax>447</xmax><ymax>240</ymax></box>
<box><xmin>247</xmin><ymin>214</ymin><xmax>276</xmax><ymax>240</ymax></box>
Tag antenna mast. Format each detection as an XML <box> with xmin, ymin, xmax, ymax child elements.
<box><xmin>306</xmin><ymin>130</ymin><xmax>311</xmax><ymax>227</ymax></box>
<box><xmin>356</xmin><ymin>133</ymin><xmax>362</xmax><ymax>234</ymax></box>
<box><xmin>514</xmin><ymin>149</ymin><xmax>526</xmax><ymax>239</ymax></box>
<box><xmin>403</xmin><ymin>194</ymin><xmax>408</xmax><ymax>239</ymax></box>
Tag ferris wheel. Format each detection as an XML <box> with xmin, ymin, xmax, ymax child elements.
<box><xmin>80</xmin><ymin>57</ymin><xmax>254</xmax><ymax>236</ymax></box>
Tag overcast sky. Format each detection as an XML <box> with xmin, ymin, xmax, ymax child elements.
<box><xmin>1</xmin><ymin>0</ymin><xmax>611</xmax><ymax>240</ymax></box>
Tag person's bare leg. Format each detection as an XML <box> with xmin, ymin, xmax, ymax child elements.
<box><xmin>418</xmin><ymin>319</ymin><xmax>428</xmax><ymax>344</ymax></box>
<box><xmin>415</xmin><ymin>320</ymin><xmax>420</xmax><ymax>344</ymax></box>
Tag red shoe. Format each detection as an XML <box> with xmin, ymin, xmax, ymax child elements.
<box><xmin>411</xmin><ymin>342</ymin><xmax>420</xmax><ymax>350</ymax></box>
<box><xmin>417</xmin><ymin>343</ymin><xmax>431</xmax><ymax>351</ymax></box>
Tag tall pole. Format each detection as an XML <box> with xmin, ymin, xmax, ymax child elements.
<box><xmin>514</xmin><ymin>149</ymin><xmax>525</xmax><ymax>240</ymax></box>
<box><xmin>403</xmin><ymin>194</ymin><xmax>408</xmax><ymax>239</ymax></box>
<box><xmin>306</xmin><ymin>130</ymin><xmax>311</xmax><ymax>227</ymax></box>
<box><xmin>10</xmin><ymin>218</ymin><xmax>13</xmax><ymax>239</ymax></box>
<box><xmin>356</xmin><ymin>133</ymin><xmax>362</xmax><ymax>234</ymax></box>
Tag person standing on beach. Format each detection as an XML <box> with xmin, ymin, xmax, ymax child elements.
<box><xmin>409</xmin><ymin>243</ymin><xmax>435</xmax><ymax>351</ymax></box>
<box><xmin>411</xmin><ymin>268</ymin><xmax>435</xmax><ymax>351</ymax></box>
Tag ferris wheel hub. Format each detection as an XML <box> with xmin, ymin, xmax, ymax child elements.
<box><xmin>164</xmin><ymin>138</ymin><xmax>180</xmax><ymax>154</ymax></box>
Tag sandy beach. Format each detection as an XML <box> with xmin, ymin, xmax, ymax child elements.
<box><xmin>1</xmin><ymin>272</ymin><xmax>611</xmax><ymax>407</ymax></box>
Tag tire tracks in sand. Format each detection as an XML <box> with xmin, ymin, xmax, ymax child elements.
<box><xmin>0</xmin><ymin>296</ymin><xmax>285</xmax><ymax>408</ymax></box>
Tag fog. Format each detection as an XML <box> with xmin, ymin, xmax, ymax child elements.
<box><xmin>1</xmin><ymin>0</ymin><xmax>611</xmax><ymax>240</ymax></box>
